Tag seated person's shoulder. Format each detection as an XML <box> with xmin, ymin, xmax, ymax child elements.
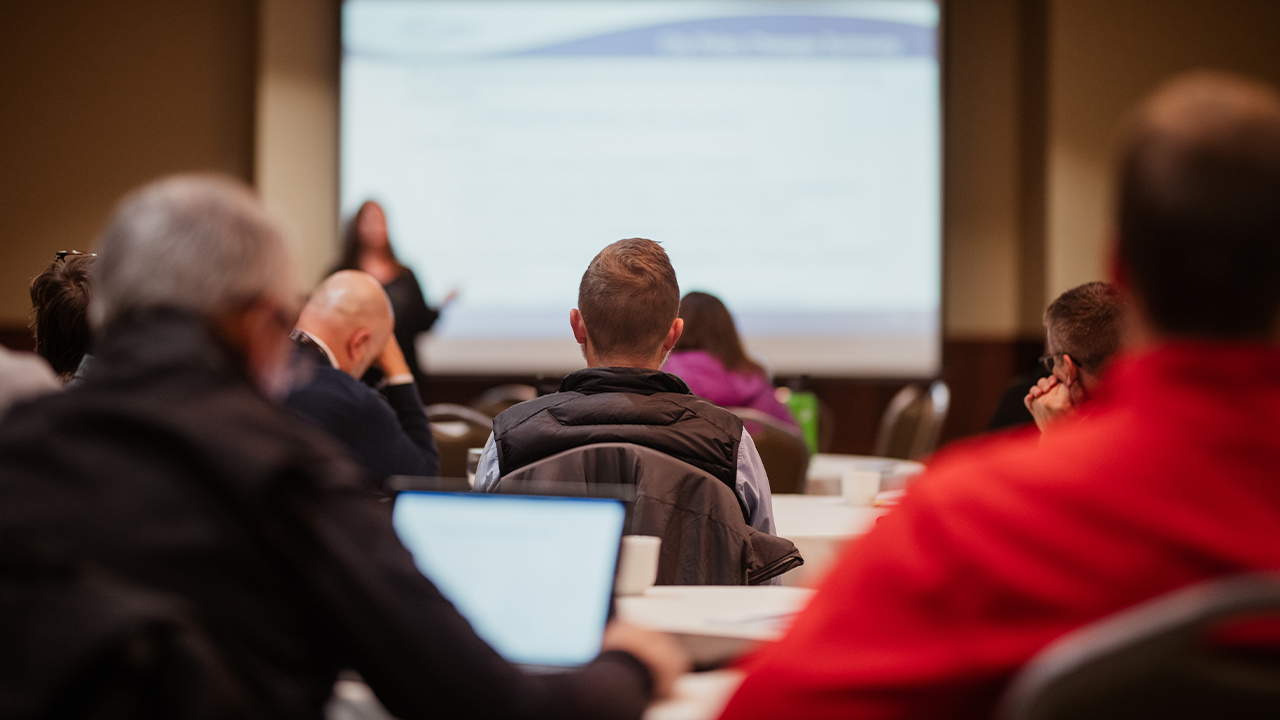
<box><xmin>4</xmin><ymin>367</ymin><xmax>370</xmax><ymax>496</ymax></box>
<box><xmin>285</xmin><ymin>364</ymin><xmax>390</xmax><ymax>430</ymax></box>
<box><xmin>179</xmin><ymin>382</ymin><xmax>376</xmax><ymax>495</ymax></box>
<box><xmin>491</xmin><ymin>390</ymin><xmax>572</xmax><ymax>426</ymax></box>
<box><xmin>290</xmin><ymin>361</ymin><xmax>371</xmax><ymax>399</ymax></box>
<box><xmin>657</xmin><ymin>390</ymin><xmax>743</xmax><ymax>428</ymax></box>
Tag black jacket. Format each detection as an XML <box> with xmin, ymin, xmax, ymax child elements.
<box><xmin>285</xmin><ymin>335</ymin><xmax>439</xmax><ymax>483</ymax></box>
<box><xmin>496</xmin><ymin>443</ymin><xmax>802</xmax><ymax>586</ymax></box>
<box><xmin>0</xmin><ymin>310</ymin><xmax>651</xmax><ymax>720</ymax></box>
<box><xmin>494</xmin><ymin>367</ymin><xmax>743</xmax><ymax>494</ymax></box>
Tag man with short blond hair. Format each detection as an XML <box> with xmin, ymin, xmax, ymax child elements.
<box><xmin>0</xmin><ymin>176</ymin><xmax>684</xmax><ymax>719</ymax></box>
<box><xmin>576</xmin><ymin>237</ymin><xmax>682</xmax><ymax>362</ymax></box>
<box><xmin>475</xmin><ymin>238</ymin><xmax>777</xmax><ymax>535</ymax></box>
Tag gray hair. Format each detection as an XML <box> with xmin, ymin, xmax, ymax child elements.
<box><xmin>90</xmin><ymin>175</ymin><xmax>295</xmax><ymax>330</ymax></box>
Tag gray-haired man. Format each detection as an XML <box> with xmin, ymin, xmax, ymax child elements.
<box><xmin>0</xmin><ymin>174</ymin><xmax>684</xmax><ymax>719</ymax></box>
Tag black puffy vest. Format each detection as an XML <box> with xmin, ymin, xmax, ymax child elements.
<box><xmin>493</xmin><ymin>367</ymin><xmax>743</xmax><ymax>492</ymax></box>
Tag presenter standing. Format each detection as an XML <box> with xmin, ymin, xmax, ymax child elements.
<box><xmin>336</xmin><ymin>200</ymin><xmax>452</xmax><ymax>388</ymax></box>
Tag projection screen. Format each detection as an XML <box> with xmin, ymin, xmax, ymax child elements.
<box><xmin>342</xmin><ymin>0</ymin><xmax>941</xmax><ymax>377</ymax></box>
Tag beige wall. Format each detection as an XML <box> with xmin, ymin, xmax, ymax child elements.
<box><xmin>942</xmin><ymin>0</ymin><xmax>1025</xmax><ymax>337</ymax></box>
<box><xmin>1044</xmin><ymin>0</ymin><xmax>1280</xmax><ymax>301</ymax></box>
<box><xmin>0</xmin><ymin>0</ymin><xmax>256</xmax><ymax>326</ymax></box>
<box><xmin>256</xmin><ymin>0</ymin><xmax>340</xmax><ymax>290</ymax></box>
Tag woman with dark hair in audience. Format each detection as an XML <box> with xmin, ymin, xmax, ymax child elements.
<box><xmin>30</xmin><ymin>250</ymin><xmax>95</xmax><ymax>385</ymax></box>
<box><xmin>663</xmin><ymin>291</ymin><xmax>797</xmax><ymax>428</ymax></box>
<box><xmin>335</xmin><ymin>200</ymin><xmax>450</xmax><ymax>387</ymax></box>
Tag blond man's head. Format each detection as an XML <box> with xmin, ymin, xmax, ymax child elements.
<box><xmin>572</xmin><ymin>238</ymin><xmax>682</xmax><ymax>368</ymax></box>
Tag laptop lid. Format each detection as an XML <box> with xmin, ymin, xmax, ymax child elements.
<box><xmin>391</xmin><ymin>490</ymin><xmax>626</xmax><ymax>668</ymax></box>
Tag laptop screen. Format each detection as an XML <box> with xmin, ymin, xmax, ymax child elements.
<box><xmin>392</xmin><ymin>491</ymin><xmax>626</xmax><ymax>667</ymax></box>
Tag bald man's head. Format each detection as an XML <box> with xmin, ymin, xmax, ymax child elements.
<box><xmin>1117</xmin><ymin>72</ymin><xmax>1280</xmax><ymax>338</ymax></box>
<box><xmin>296</xmin><ymin>270</ymin><xmax>394</xmax><ymax>378</ymax></box>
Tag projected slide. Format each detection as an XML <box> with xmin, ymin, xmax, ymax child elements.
<box><xmin>343</xmin><ymin>1</ymin><xmax>940</xmax><ymax>376</ymax></box>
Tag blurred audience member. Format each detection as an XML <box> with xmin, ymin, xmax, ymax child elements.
<box><xmin>287</xmin><ymin>270</ymin><xmax>439</xmax><ymax>484</ymax></box>
<box><xmin>1023</xmin><ymin>281</ymin><xmax>1124</xmax><ymax>431</ymax></box>
<box><xmin>335</xmin><ymin>200</ymin><xmax>452</xmax><ymax>387</ymax></box>
<box><xmin>0</xmin><ymin>345</ymin><xmax>58</xmax><ymax>418</ymax></box>
<box><xmin>29</xmin><ymin>250</ymin><xmax>94</xmax><ymax>384</ymax></box>
<box><xmin>663</xmin><ymin>291</ymin><xmax>797</xmax><ymax>429</ymax></box>
<box><xmin>719</xmin><ymin>72</ymin><xmax>1280</xmax><ymax>720</ymax></box>
<box><xmin>0</xmin><ymin>175</ymin><xmax>681</xmax><ymax>718</ymax></box>
<box><xmin>475</xmin><ymin>239</ymin><xmax>777</xmax><ymax>534</ymax></box>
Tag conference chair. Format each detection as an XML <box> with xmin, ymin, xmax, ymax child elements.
<box><xmin>469</xmin><ymin>383</ymin><xmax>537</xmax><ymax>418</ymax></box>
<box><xmin>873</xmin><ymin>380</ymin><xmax>950</xmax><ymax>461</ymax></box>
<box><xmin>728</xmin><ymin>407</ymin><xmax>809</xmax><ymax>495</ymax></box>
<box><xmin>997</xmin><ymin>573</ymin><xmax>1280</xmax><ymax>720</ymax></box>
<box><xmin>495</xmin><ymin>443</ymin><xmax>803</xmax><ymax>586</ymax></box>
<box><xmin>425</xmin><ymin>404</ymin><xmax>494</xmax><ymax>479</ymax></box>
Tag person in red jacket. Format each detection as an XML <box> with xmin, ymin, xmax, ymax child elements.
<box><xmin>719</xmin><ymin>71</ymin><xmax>1280</xmax><ymax>720</ymax></box>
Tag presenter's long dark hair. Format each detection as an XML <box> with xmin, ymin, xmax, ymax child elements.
<box><xmin>335</xmin><ymin>200</ymin><xmax>404</xmax><ymax>273</ymax></box>
<box><xmin>673</xmin><ymin>291</ymin><xmax>765</xmax><ymax>377</ymax></box>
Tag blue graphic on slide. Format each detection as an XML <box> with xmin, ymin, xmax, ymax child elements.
<box><xmin>510</xmin><ymin>16</ymin><xmax>934</xmax><ymax>58</ymax></box>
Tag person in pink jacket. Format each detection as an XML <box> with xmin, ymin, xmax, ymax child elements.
<box><xmin>662</xmin><ymin>291</ymin><xmax>797</xmax><ymax>429</ymax></box>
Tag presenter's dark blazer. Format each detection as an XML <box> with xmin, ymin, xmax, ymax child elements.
<box><xmin>285</xmin><ymin>339</ymin><xmax>439</xmax><ymax>484</ymax></box>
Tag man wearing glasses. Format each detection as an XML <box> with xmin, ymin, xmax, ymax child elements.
<box><xmin>0</xmin><ymin>174</ymin><xmax>683</xmax><ymax>718</ymax></box>
<box><xmin>1024</xmin><ymin>281</ymin><xmax>1124</xmax><ymax>431</ymax></box>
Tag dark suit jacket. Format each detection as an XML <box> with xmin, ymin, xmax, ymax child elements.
<box><xmin>285</xmin><ymin>336</ymin><xmax>439</xmax><ymax>482</ymax></box>
<box><xmin>0</xmin><ymin>310</ymin><xmax>650</xmax><ymax>720</ymax></box>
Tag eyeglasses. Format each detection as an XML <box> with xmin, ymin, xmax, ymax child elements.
<box><xmin>55</xmin><ymin>250</ymin><xmax>96</xmax><ymax>261</ymax></box>
<box><xmin>1040</xmin><ymin>353</ymin><xmax>1084</xmax><ymax>374</ymax></box>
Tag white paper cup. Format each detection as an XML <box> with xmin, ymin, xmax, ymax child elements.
<box><xmin>614</xmin><ymin>535</ymin><xmax>662</xmax><ymax>596</ymax></box>
<box><xmin>842</xmin><ymin>470</ymin><xmax>882</xmax><ymax>507</ymax></box>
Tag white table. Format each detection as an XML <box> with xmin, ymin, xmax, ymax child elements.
<box><xmin>805</xmin><ymin>453</ymin><xmax>925</xmax><ymax>495</ymax></box>
<box><xmin>616</xmin><ymin>585</ymin><xmax>815</xmax><ymax>667</ymax></box>
<box><xmin>772</xmin><ymin>494</ymin><xmax>885</xmax><ymax>586</ymax></box>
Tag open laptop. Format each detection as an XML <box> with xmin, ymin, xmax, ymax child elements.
<box><xmin>391</xmin><ymin>488</ymin><xmax>627</xmax><ymax>670</ymax></box>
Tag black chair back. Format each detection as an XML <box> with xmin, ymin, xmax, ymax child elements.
<box><xmin>998</xmin><ymin>573</ymin><xmax>1280</xmax><ymax>720</ymax></box>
